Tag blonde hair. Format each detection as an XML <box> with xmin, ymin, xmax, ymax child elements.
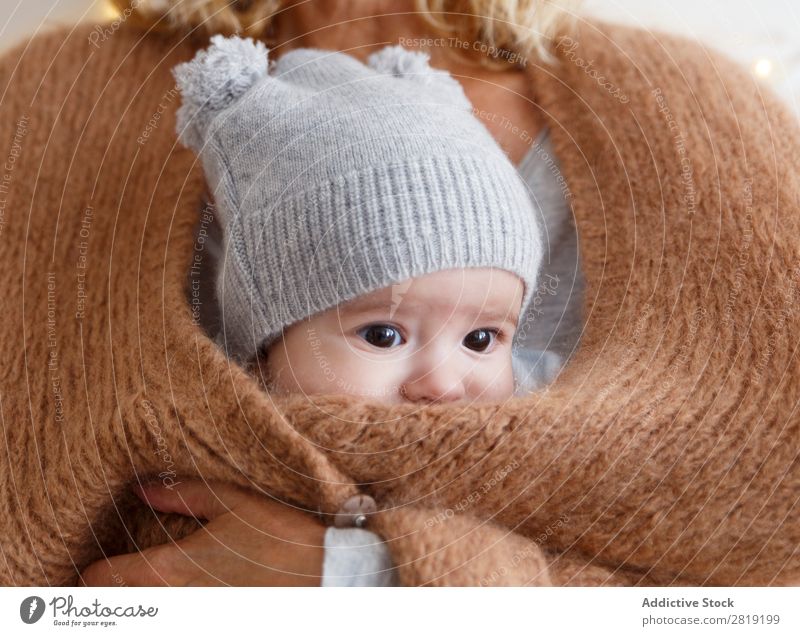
<box><xmin>109</xmin><ymin>0</ymin><xmax>579</xmax><ymax>66</ymax></box>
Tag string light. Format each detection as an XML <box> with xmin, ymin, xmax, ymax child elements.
<box><xmin>754</xmin><ymin>58</ymin><xmax>773</xmax><ymax>78</ymax></box>
<box><xmin>102</xmin><ymin>0</ymin><xmax>120</xmax><ymax>19</ymax></box>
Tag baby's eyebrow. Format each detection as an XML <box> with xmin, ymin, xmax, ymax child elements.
<box><xmin>344</xmin><ymin>298</ymin><xmax>519</xmax><ymax>326</ymax></box>
<box><xmin>340</xmin><ymin>297</ymin><xmax>393</xmax><ymax>313</ymax></box>
<box><xmin>479</xmin><ymin>309</ymin><xmax>520</xmax><ymax>327</ymax></box>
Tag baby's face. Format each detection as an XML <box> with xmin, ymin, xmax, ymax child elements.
<box><xmin>254</xmin><ymin>268</ymin><xmax>523</xmax><ymax>404</ymax></box>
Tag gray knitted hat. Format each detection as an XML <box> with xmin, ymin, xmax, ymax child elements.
<box><xmin>173</xmin><ymin>35</ymin><xmax>543</xmax><ymax>363</ymax></box>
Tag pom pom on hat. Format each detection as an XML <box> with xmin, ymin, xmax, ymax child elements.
<box><xmin>173</xmin><ymin>34</ymin><xmax>269</xmax><ymax>150</ymax></box>
<box><xmin>367</xmin><ymin>45</ymin><xmax>435</xmax><ymax>79</ymax></box>
<box><xmin>366</xmin><ymin>44</ymin><xmax>470</xmax><ymax>108</ymax></box>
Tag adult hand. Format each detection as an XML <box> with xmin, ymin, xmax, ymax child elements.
<box><xmin>80</xmin><ymin>480</ymin><xmax>326</xmax><ymax>586</ymax></box>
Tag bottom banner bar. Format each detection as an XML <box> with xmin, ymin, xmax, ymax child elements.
<box><xmin>1</xmin><ymin>587</ymin><xmax>797</xmax><ymax>635</ymax></box>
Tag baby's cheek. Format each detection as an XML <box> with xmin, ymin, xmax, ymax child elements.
<box><xmin>285</xmin><ymin>340</ymin><xmax>342</xmax><ymax>394</ymax></box>
<box><xmin>304</xmin><ymin>344</ymin><xmax>389</xmax><ymax>400</ymax></box>
<box><xmin>468</xmin><ymin>356</ymin><xmax>516</xmax><ymax>400</ymax></box>
<box><xmin>276</xmin><ymin>334</ymin><xmax>386</xmax><ymax>398</ymax></box>
<box><xmin>260</xmin><ymin>330</ymin><xmax>334</xmax><ymax>395</ymax></box>
<box><xmin>336</xmin><ymin>358</ymin><xmax>404</xmax><ymax>401</ymax></box>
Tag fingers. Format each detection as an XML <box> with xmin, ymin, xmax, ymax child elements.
<box><xmin>80</xmin><ymin>549</ymin><xmax>169</xmax><ymax>586</ymax></box>
<box><xmin>134</xmin><ymin>480</ymin><xmax>248</xmax><ymax>521</ymax></box>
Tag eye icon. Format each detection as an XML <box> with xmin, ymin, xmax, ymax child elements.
<box><xmin>20</xmin><ymin>596</ymin><xmax>45</xmax><ymax>624</ymax></box>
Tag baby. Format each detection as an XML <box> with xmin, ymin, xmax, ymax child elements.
<box><xmin>173</xmin><ymin>34</ymin><xmax>558</xmax><ymax>587</ymax></box>
<box><xmin>174</xmin><ymin>35</ymin><xmax>547</xmax><ymax>406</ymax></box>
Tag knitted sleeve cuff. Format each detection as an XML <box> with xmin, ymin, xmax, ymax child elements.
<box><xmin>321</xmin><ymin>527</ymin><xmax>399</xmax><ymax>587</ymax></box>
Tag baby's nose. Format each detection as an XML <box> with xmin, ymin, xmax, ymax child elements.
<box><xmin>400</xmin><ymin>359</ymin><xmax>466</xmax><ymax>404</ymax></box>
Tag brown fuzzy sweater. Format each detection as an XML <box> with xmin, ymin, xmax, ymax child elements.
<box><xmin>0</xmin><ymin>17</ymin><xmax>798</xmax><ymax>587</ymax></box>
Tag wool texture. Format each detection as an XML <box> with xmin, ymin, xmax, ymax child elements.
<box><xmin>0</xmin><ymin>19</ymin><xmax>798</xmax><ymax>586</ymax></box>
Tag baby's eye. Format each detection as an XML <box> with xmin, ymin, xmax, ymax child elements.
<box><xmin>463</xmin><ymin>328</ymin><xmax>499</xmax><ymax>353</ymax></box>
<box><xmin>357</xmin><ymin>324</ymin><xmax>404</xmax><ymax>349</ymax></box>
